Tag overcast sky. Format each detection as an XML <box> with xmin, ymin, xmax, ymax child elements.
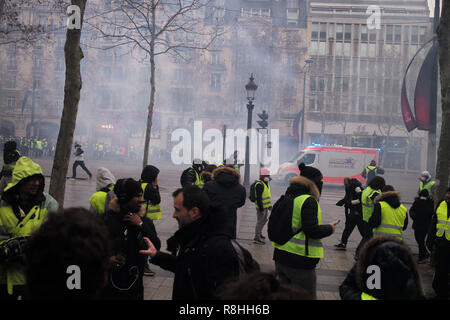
<box><xmin>428</xmin><ymin>0</ymin><xmax>442</xmax><ymax>17</ymax></box>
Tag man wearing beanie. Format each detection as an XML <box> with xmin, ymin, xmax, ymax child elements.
<box><xmin>99</xmin><ymin>178</ymin><xmax>161</xmax><ymax>300</ymax></box>
<box><xmin>271</xmin><ymin>162</ymin><xmax>339</xmax><ymax>299</ymax></box>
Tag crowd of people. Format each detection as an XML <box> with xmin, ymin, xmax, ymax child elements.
<box><xmin>0</xmin><ymin>138</ymin><xmax>449</xmax><ymax>301</ymax></box>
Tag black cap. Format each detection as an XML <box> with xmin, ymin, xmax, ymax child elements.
<box><xmin>298</xmin><ymin>162</ymin><xmax>322</xmax><ymax>180</ymax></box>
<box><xmin>114</xmin><ymin>178</ymin><xmax>142</xmax><ymax>204</ymax></box>
<box><xmin>141</xmin><ymin>165</ymin><xmax>160</xmax><ymax>183</ymax></box>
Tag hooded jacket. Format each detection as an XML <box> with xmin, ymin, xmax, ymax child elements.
<box><xmin>369</xmin><ymin>191</ymin><xmax>408</xmax><ymax>231</ymax></box>
<box><xmin>0</xmin><ymin>157</ymin><xmax>58</xmax><ymax>296</ymax></box>
<box><xmin>149</xmin><ymin>203</ymin><xmax>240</xmax><ymax>300</ymax></box>
<box><xmin>89</xmin><ymin>168</ymin><xmax>116</xmax><ymax>215</ymax></box>
<box><xmin>409</xmin><ymin>193</ymin><xmax>434</xmax><ymax>232</ymax></box>
<box><xmin>100</xmin><ymin>198</ymin><xmax>161</xmax><ymax>300</ymax></box>
<box><xmin>140</xmin><ymin>165</ymin><xmax>161</xmax><ymax>207</ymax></box>
<box><xmin>336</xmin><ymin>178</ymin><xmax>363</xmax><ymax>214</ymax></box>
<box><xmin>203</xmin><ymin>166</ymin><xmax>246</xmax><ymax>238</ymax></box>
<box><xmin>272</xmin><ymin>176</ymin><xmax>333</xmax><ymax>270</ymax></box>
<box><xmin>339</xmin><ymin>237</ymin><xmax>425</xmax><ymax>300</ymax></box>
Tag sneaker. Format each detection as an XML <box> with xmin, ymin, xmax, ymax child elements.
<box><xmin>143</xmin><ymin>264</ymin><xmax>155</xmax><ymax>276</ymax></box>
<box><xmin>260</xmin><ymin>235</ymin><xmax>266</xmax><ymax>239</ymax></box>
<box><xmin>334</xmin><ymin>243</ymin><xmax>347</xmax><ymax>250</ymax></box>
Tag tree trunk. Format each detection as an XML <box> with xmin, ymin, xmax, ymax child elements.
<box><xmin>436</xmin><ymin>1</ymin><xmax>450</xmax><ymax>202</ymax></box>
<box><xmin>49</xmin><ymin>0</ymin><xmax>86</xmax><ymax>207</ymax></box>
<box><xmin>142</xmin><ymin>1</ymin><xmax>156</xmax><ymax>167</ymax></box>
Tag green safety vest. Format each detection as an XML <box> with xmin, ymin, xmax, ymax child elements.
<box><xmin>272</xmin><ymin>194</ymin><xmax>324</xmax><ymax>258</ymax></box>
<box><xmin>141</xmin><ymin>183</ymin><xmax>162</xmax><ymax>220</ymax></box>
<box><xmin>255</xmin><ymin>180</ymin><xmax>271</xmax><ymax>210</ymax></box>
<box><xmin>362</xmin><ymin>187</ymin><xmax>381</xmax><ymax>222</ymax></box>
<box><xmin>436</xmin><ymin>201</ymin><xmax>450</xmax><ymax>241</ymax></box>
<box><xmin>372</xmin><ymin>201</ymin><xmax>407</xmax><ymax>240</ymax></box>
<box><xmin>419</xmin><ymin>180</ymin><xmax>435</xmax><ymax>194</ymax></box>
<box><xmin>361</xmin><ymin>292</ymin><xmax>377</xmax><ymax>300</ymax></box>
<box><xmin>35</xmin><ymin>140</ymin><xmax>42</xmax><ymax>150</ymax></box>
<box><xmin>0</xmin><ymin>193</ymin><xmax>58</xmax><ymax>295</ymax></box>
<box><xmin>193</xmin><ymin>170</ymin><xmax>204</xmax><ymax>189</ymax></box>
<box><xmin>89</xmin><ymin>186</ymin><xmax>114</xmax><ymax>215</ymax></box>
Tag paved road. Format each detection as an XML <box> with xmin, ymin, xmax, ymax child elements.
<box><xmin>30</xmin><ymin>157</ymin><xmax>435</xmax><ymax>300</ymax></box>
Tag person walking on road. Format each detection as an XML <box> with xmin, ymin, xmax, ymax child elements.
<box><xmin>272</xmin><ymin>163</ymin><xmax>339</xmax><ymax>300</ymax></box>
<box><xmin>334</xmin><ymin>177</ymin><xmax>364</xmax><ymax>250</ymax></box>
<box><xmin>70</xmin><ymin>143</ymin><xmax>92</xmax><ymax>180</ymax></box>
<box><xmin>361</xmin><ymin>160</ymin><xmax>384</xmax><ymax>186</ymax></box>
<box><xmin>409</xmin><ymin>189</ymin><xmax>434</xmax><ymax>263</ymax></box>
<box><xmin>369</xmin><ymin>185</ymin><xmax>408</xmax><ymax>241</ymax></box>
<box><xmin>355</xmin><ymin>176</ymin><xmax>385</xmax><ymax>259</ymax></box>
<box><xmin>253</xmin><ymin>168</ymin><xmax>272</xmax><ymax>244</ymax></box>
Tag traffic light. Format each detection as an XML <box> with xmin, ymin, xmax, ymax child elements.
<box><xmin>257</xmin><ymin>110</ymin><xmax>268</xmax><ymax>129</ymax></box>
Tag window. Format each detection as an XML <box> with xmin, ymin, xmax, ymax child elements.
<box><xmin>287</xmin><ymin>0</ymin><xmax>299</xmax><ymax>8</ymax></box>
<box><xmin>361</xmin><ymin>25</ymin><xmax>368</xmax><ymax>41</ymax></box>
<box><xmin>420</xmin><ymin>27</ymin><xmax>427</xmax><ymax>42</ymax></box>
<box><xmin>318</xmin><ymin>41</ymin><xmax>326</xmax><ymax>56</ymax></box>
<box><xmin>7</xmin><ymin>96</ymin><xmax>16</xmax><ymax>108</ymax></box>
<box><xmin>287</xmin><ymin>9</ymin><xmax>299</xmax><ymax>26</ymax></box>
<box><xmin>336</xmin><ymin>24</ymin><xmax>343</xmax><ymax>40</ymax></box>
<box><xmin>353</xmin><ymin>25</ymin><xmax>359</xmax><ymax>40</ymax></box>
<box><xmin>310</xmin><ymin>77</ymin><xmax>316</xmax><ymax>92</ymax></box>
<box><xmin>360</xmin><ymin>61</ymin><xmax>367</xmax><ymax>76</ymax></box>
<box><xmin>300</xmin><ymin>153</ymin><xmax>316</xmax><ymax>165</ymax></box>
<box><xmin>320</xmin><ymin>23</ymin><xmax>327</xmax><ymax>40</ymax></box>
<box><xmin>344</xmin><ymin>24</ymin><xmax>351</xmax><ymax>41</ymax></box>
<box><xmin>6</xmin><ymin>76</ymin><xmax>16</xmax><ymax>89</ymax></box>
<box><xmin>394</xmin><ymin>25</ymin><xmax>402</xmax><ymax>42</ymax></box>
<box><xmin>310</xmin><ymin>41</ymin><xmax>318</xmax><ymax>55</ymax></box>
<box><xmin>369</xmin><ymin>29</ymin><xmax>376</xmax><ymax>42</ymax></box>
<box><xmin>311</xmin><ymin>22</ymin><xmax>319</xmax><ymax>39</ymax></box>
<box><xmin>344</xmin><ymin>43</ymin><xmax>351</xmax><ymax>57</ymax></box>
<box><xmin>335</xmin><ymin>42</ymin><xmax>343</xmax><ymax>57</ymax></box>
<box><xmin>343</xmin><ymin>78</ymin><xmax>349</xmax><ymax>92</ymax></box>
<box><xmin>360</xmin><ymin>43</ymin><xmax>368</xmax><ymax>57</ymax></box>
<box><xmin>359</xmin><ymin>78</ymin><xmax>367</xmax><ymax>94</ymax></box>
<box><xmin>211</xmin><ymin>51</ymin><xmax>221</xmax><ymax>65</ymax></box>
<box><xmin>210</xmin><ymin>73</ymin><xmax>221</xmax><ymax>90</ymax></box>
<box><xmin>318</xmin><ymin>77</ymin><xmax>325</xmax><ymax>91</ymax></box>
<box><xmin>7</xmin><ymin>57</ymin><xmax>17</xmax><ymax>70</ymax></box>
<box><xmin>368</xmin><ymin>43</ymin><xmax>376</xmax><ymax>58</ymax></box>
<box><xmin>386</xmin><ymin>25</ymin><xmax>394</xmax><ymax>42</ymax></box>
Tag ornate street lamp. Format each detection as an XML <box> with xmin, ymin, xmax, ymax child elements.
<box><xmin>243</xmin><ymin>73</ymin><xmax>258</xmax><ymax>187</ymax></box>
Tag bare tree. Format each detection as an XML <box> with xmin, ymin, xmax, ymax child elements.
<box><xmin>0</xmin><ymin>0</ymin><xmax>67</xmax><ymax>45</ymax></box>
<box><xmin>49</xmin><ymin>0</ymin><xmax>87</xmax><ymax>206</ymax></box>
<box><xmin>436</xmin><ymin>1</ymin><xmax>450</xmax><ymax>201</ymax></box>
<box><xmin>88</xmin><ymin>0</ymin><xmax>220</xmax><ymax>167</ymax></box>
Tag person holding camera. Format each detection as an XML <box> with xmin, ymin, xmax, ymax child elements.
<box><xmin>99</xmin><ymin>178</ymin><xmax>161</xmax><ymax>300</ymax></box>
<box><xmin>0</xmin><ymin>157</ymin><xmax>59</xmax><ymax>299</ymax></box>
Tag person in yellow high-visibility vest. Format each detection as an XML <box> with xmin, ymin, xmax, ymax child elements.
<box><xmin>369</xmin><ymin>185</ymin><xmax>408</xmax><ymax>240</ymax></box>
<box><xmin>272</xmin><ymin>163</ymin><xmax>339</xmax><ymax>300</ymax></box>
<box><xmin>355</xmin><ymin>176</ymin><xmax>385</xmax><ymax>259</ymax></box>
<box><xmin>89</xmin><ymin>167</ymin><xmax>116</xmax><ymax>215</ymax></box>
<box><xmin>417</xmin><ymin>171</ymin><xmax>436</xmax><ymax>201</ymax></box>
<box><xmin>253</xmin><ymin>168</ymin><xmax>272</xmax><ymax>244</ymax></box>
<box><xmin>140</xmin><ymin>165</ymin><xmax>161</xmax><ymax>277</ymax></box>
<box><xmin>0</xmin><ymin>141</ymin><xmax>21</xmax><ymax>198</ymax></box>
<box><xmin>427</xmin><ymin>187</ymin><xmax>450</xmax><ymax>300</ymax></box>
<box><xmin>0</xmin><ymin>157</ymin><xmax>59</xmax><ymax>298</ymax></box>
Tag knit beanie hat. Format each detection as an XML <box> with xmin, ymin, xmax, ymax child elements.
<box><xmin>114</xmin><ymin>178</ymin><xmax>142</xmax><ymax>204</ymax></box>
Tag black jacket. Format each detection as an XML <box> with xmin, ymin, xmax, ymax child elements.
<box><xmin>272</xmin><ymin>176</ymin><xmax>333</xmax><ymax>270</ymax></box>
<box><xmin>180</xmin><ymin>167</ymin><xmax>198</xmax><ymax>187</ymax></box>
<box><xmin>100</xmin><ymin>198</ymin><xmax>161</xmax><ymax>300</ymax></box>
<box><xmin>409</xmin><ymin>196</ymin><xmax>434</xmax><ymax>232</ymax></box>
<box><xmin>336</xmin><ymin>179</ymin><xmax>363</xmax><ymax>215</ymax></box>
<box><xmin>150</xmin><ymin>204</ymin><xmax>240</xmax><ymax>300</ymax></box>
<box><xmin>203</xmin><ymin>166</ymin><xmax>246</xmax><ymax>238</ymax></box>
<box><xmin>369</xmin><ymin>191</ymin><xmax>408</xmax><ymax>231</ymax></box>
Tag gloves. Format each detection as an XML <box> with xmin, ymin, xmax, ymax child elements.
<box><xmin>336</xmin><ymin>199</ymin><xmax>346</xmax><ymax>207</ymax></box>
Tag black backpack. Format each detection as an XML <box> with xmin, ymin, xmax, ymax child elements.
<box><xmin>230</xmin><ymin>239</ymin><xmax>260</xmax><ymax>274</ymax></box>
<box><xmin>248</xmin><ymin>181</ymin><xmax>258</xmax><ymax>202</ymax></box>
<box><xmin>268</xmin><ymin>194</ymin><xmax>302</xmax><ymax>245</ymax></box>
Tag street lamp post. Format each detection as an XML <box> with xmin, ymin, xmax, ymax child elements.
<box><xmin>244</xmin><ymin>73</ymin><xmax>258</xmax><ymax>187</ymax></box>
<box><xmin>301</xmin><ymin>59</ymin><xmax>314</xmax><ymax>145</ymax></box>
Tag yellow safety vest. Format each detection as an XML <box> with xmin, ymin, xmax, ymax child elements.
<box><xmin>419</xmin><ymin>180</ymin><xmax>435</xmax><ymax>194</ymax></box>
<box><xmin>361</xmin><ymin>292</ymin><xmax>377</xmax><ymax>300</ymax></box>
<box><xmin>372</xmin><ymin>201</ymin><xmax>407</xmax><ymax>240</ymax></box>
<box><xmin>272</xmin><ymin>194</ymin><xmax>324</xmax><ymax>258</ymax></box>
<box><xmin>362</xmin><ymin>187</ymin><xmax>380</xmax><ymax>222</ymax></box>
<box><xmin>255</xmin><ymin>180</ymin><xmax>271</xmax><ymax>210</ymax></box>
<box><xmin>193</xmin><ymin>170</ymin><xmax>204</xmax><ymax>189</ymax></box>
<box><xmin>436</xmin><ymin>201</ymin><xmax>450</xmax><ymax>241</ymax></box>
<box><xmin>141</xmin><ymin>183</ymin><xmax>162</xmax><ymax>220</ymax></box>
<box><xmin>89</xmin><ymin>186</ymin><xmax>114</xmax><ymax>215</ymax></box>
<box><xmin>0</xmin><ymin>193</ymin><xmax>58</xmax><ymax>295</ymax></box>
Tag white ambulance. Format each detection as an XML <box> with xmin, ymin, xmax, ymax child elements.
<box><xmin>275</xmin><ymin>144</ymin><xmax>380</xmax><ymax>185</ymax></box>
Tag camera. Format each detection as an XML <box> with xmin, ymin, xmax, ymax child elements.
<box><xmin>0</xmin><ymin>236</ymin><xmax>30</xmax><ymax>263</ymax></box>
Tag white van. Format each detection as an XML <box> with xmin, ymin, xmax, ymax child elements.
<box><xmin>275</xmin><ymin>144</ymin><xmax>380</xmax><ymax>185</ymax></box>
